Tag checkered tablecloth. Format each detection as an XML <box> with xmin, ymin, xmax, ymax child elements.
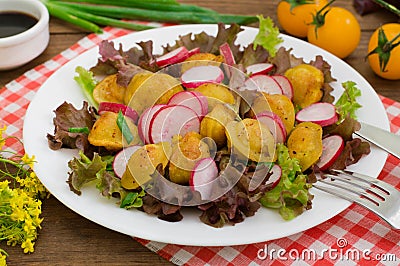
<box><xmin>1</xmin><ymin>26</ymin><xmax>399</xmax><ymax>265</ymax></box>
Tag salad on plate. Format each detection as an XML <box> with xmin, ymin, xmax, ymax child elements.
<box><xmin>46</xmin><ymin>17</ymin><xmax>370</xmax><ymax>228</ymax></box>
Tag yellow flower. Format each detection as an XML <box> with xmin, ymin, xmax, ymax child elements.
<box><xmin>23</xmin><ymin>219</ymin><xmax>34</xmax><ymax>234</ymax></box>
<box><xmin>21</xmin><ymin>239</ymin><xmax>34</xmax><ymax>253</ymax></box>
<box><xmin>21</xmin><ymin>154</ymin><xmax>36</xmax><ymax>168</ymax></box>
<box><xmin>0</xmin><ymin>180</ymin><xmax>10</xmax><ymax>190</ymax></box>
<box><xmin>10</xmin><ymin>207</ymin><xmax>26</xmax><ymax>222</ymax></box>
<box><xmin>0</xmin><ymin>249</ymin><xmax>7</xmax><ymax>266</ymax></box>
<box><xmin>0</xmin><ymin>133</ymin><xmax>47</xmax><ymax>256</ymax></box>
<box><xmin>0</xmin><ymin>256</ymin><xmax>6</xmax><ymax>266</ymax></box>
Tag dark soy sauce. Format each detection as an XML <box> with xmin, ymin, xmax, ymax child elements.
<box><xmin>0</xmin><ymin>12</ymin><xmax>38</xmax><ymax>38</ymax></box>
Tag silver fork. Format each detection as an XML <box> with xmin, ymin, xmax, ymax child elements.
<box><xmin>313</xmin><ymin>169</ymin><xmax>400</xmax><ymax>230</ymax></box>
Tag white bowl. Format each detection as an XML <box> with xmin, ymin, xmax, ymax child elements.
<box><xmin>0</xmin><ymin>0</ymin><xmax>49</xmax><ymax>70</ymax></box>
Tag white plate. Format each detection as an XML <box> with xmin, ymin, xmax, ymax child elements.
<box><xmin>23</xmin><ymin>24</ymin><xmax>389</xmax><ymax>246</ymax></box>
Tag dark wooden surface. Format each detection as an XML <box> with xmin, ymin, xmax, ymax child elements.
<box><xmin>0</xmin><ymin>1</ymin><xmax>399</xmax><ymax>265</ymax></box>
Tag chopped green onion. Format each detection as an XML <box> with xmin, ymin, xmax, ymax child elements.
<box><xmin>68</xmin><ymin>127</ymin><xmax>90</xmax><ymax>134</ymax></box>
<box><xmin>117</xmin><ymin>111</ymin><xmax>134</xmax><ymax>144</ymax></box>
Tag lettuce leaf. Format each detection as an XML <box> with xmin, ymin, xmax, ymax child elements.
<box><xmin>259</xmin><ymin>144</ymin><xmax>313</xmax><ymax>220</ymax></box>
<box><xmin>74</xmin><ymin>66</ymin><xmax>98</xmax><ymax>108</ymax></box>
<box><xmin>46</xmin><ymin>101</ymin><xmax>96</xmax><ymax>155</ymax></box>
<box><xmin>335</xmin><ymin>81</ymin><xmax>362</xmax><ymax>123</ymax></box>
<box><xmin>120</xmin><ymin>190</ymin><xmax>145</xmax><ymax>209</ymax></box>
<box><xmin>253</xmin><ymin>15</ymin><xmax>283</xmax><ymax>57</ymax></box>
<box><xmin>67</xmin><ymin>151</ymin><xmax>107</xmax><ymax>195</ymax></box>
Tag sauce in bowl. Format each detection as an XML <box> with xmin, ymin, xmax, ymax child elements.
<box><xmin>0</xmin><ymin>12</ymin><xmax>38</xmax><ymax>38</ymax></box>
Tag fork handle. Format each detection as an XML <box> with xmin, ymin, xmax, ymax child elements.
<box><xmin>355</xmin><ymin>121</ymin><xmax>400</xmax><ymax>160</ymax></box>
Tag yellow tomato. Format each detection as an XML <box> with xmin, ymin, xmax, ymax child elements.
<box><xmin>277</xmin><ymin>0</ymin><xmax>327</xmax><ymax>38</ymax></box>
<box><xmin>367</xmin><ymin>23</ymin><xmax>400</xmax><ymax>80</ymax></box>
<box><xmin>307</xmin><ymin>7</ymin><xmax>361</xmax><ymax>59</ymax></box>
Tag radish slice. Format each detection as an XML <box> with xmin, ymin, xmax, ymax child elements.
<box><xmin>149</xmin><ymin>104</ymin><xmax>200</xmax><ymax>144</ymax></box>
<box><xmin>244</xmin><ymin>74</ymin><xmax>283</xmax><ymax>95</ymax></box>
<box><xmin>248</xmin><ymin>164</ymin><xmax>282</xmax><ymax>192</ymax></box>
<box><xmin>181</xmin><ymin>65</ymin><xmax>224</xmax><ymax>89</ymax></box>
<box><xmin>296</xmin><ymin>102</ymin><xmax>338</xmax><ymax>127</ymax></box>
<box><xmin>113</xmin><ymin>145</ymin><xmax>141</xmax><ymax>178</ymax></box>
<box><xmin>156</xmin><ymin>46</ymin><xmax>189</xmax><ymax>67</ymax></box>
<box><xmin>189</xmin><ymin>157</ymin><xmax>219</xmax><ymax>200</ymax></box>
<box><xmin>219</xmin><ymin>42</ymin><xmax>235</xmax><ymax>66</ymax></box>
<box><xmin>317</xmin><ymin>135</ymin><xmax>344</xmax><ymax>171</ymax></box>
<box><xmin>246</xmin><ymin>63</ymin><xmax>274</xmax><ymax>76</ymax></box>
<box><xmin>256</xmin><ymin>111</ymin><xmax>287</xmax><ymax>143</ymax></box>
<box><xmin>138</xmin><ymin>104</ymin><xmax>166</xmax><ymax>144</ymax></box>
<box><xmin>98</xmin><ymin>102</ymin><xmax>139</xmax><ymax>124</ymax></box>
<box><xmin>167</xmin><ymin>91</ymin><xmax>208</xmax><ymax>119</ymax></box>
<box><xmin>271</xmin><ymin>75</ymin><xmax>293</xmax><ymax>100</ymax></box>
<box><xmin>191</xmin><ymin>91</ymin><xmax>208</xmax><ymax>117</ymax></box>
<box><xmin>188</xmin><ymin>47</ymin><xmax>201</xmax><ymax>57</ymax></box>
<box><xmin>265</xmin><ymin>164</ymin><xmax>282</xmax><ymax>188</ymax></box>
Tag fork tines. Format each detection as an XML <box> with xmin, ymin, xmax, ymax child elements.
<box><xmin>313</xmin><ymin>169</ymin><xmax>400</xmax><ymax>229</ymax></box>
<box><xmin>321</xmin><ymin>170</ymin><xmax>391</xmax><ymax>205</ymax></box>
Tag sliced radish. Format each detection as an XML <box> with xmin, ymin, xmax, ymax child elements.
<box><xmin>156</xmin><ymin>46</ymin><xmax>189</xmax><ymax>67</ymax></box>
<box><xmin>246</xmin><ymin>63</ymin><xmax>274</xmax><ymax>76</ymax></box>
<box><xmin>219</xmin><ymin>42</ymin><xmax>235</xmax><ymax>66</ymax></box>
<box><xmin>296</xmin><ymin>102</ymin><xmax>338</xmax><ymax>127</ymax></box>
<box><xmin>244</xmin><ymin>74</ymin><xmax>283</xmax><ymax>95</ymax></box>
<box><xmin>167</xmin><ymin>91</ymin><xmax>208</xmax><ymax>119</ymax></box>
<box><xmin>188</xmin><ymin>47</ymin><xmax>201</xmax><ymax>57</ymax></box>
<box><xmin>181</xmin><ymin>65</ymin><xmax>224</xmax><ymax>89</ymax></box>
<box><xmin>265</xmin><ymin>164</ymin><xmax>282</xmax><ymax>188</ymax></box>
<box><xmin>256</xmin><ymin>111</ymin><xmax>287</xmax><ymax>143</ymax></box>
<box><xmin>98</xmin><ymin>102</ymin><xmax>139</xmax><ymax>124</ymax></box>
<box><xmin>149</xmin><ymin>104</ymin><xmax>200</xmax><ymax>144</ymax></box>
<box><xmin>189</xmin><ymin>157</ymin><xmax>219</xmax><ymax>200</ymax></box>
<box><xmin>248</xmin><ymin>164</ymin><xmax>282</xmax><ymax>192</ymax></box>
<box><xmin>317</xmin><ymin>135</ymin><xmax>345</xmax><ymax>171</ymax></box>
<box><xmin>138</xmin><ymin>104</ymin><xmax>166</xmax><ymax>144</ymax></box>
<box><xmin>271</xmin><ymin>75</ymin><xmax>293</xmax><ymax>100</ymax></box>
<box><xmin>113</xmin><ymin>145</ymin><xmax>141</xmax><ymax>178</ymax></box>
<box><xmin>190</xmin><ymin>91</ymin><xmax>208</xmax><ymax>117</ymax></box>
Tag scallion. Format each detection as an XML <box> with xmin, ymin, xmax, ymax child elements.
<box><xmin>48</xmin><ymin>2</ymin><xmax>156</xmax><ymax>31</ymax></box>
<box><xmin>117</xmin><ymin>111</ymin><xmax>134</xmax><ymax>144</ymax></box>
<box><xmin>68</xmin><ymin>127</ymin><xmax>90</xmax><ymax>134</ymax></box>
<box><xmin>52</xmin><ymin>2</ymin><xmax>258</xmax><ymax>25</ymax></box>
<box><xmin>40</xmin><ymin>0</ymin><xmax>258</xmax><ymax>33</ymax></box>
<box><xmin>57</xmin><ymin>0</ymin><xmax>217</xmax><ymax>14</ymax></box>
<box><xmin>372</xmin><ymin>0</ymin><xmax>400</xmax><ymax>15</ymax></box>
<box><xmin>44</xmin><ymin>1</ymin><xmax>103</xmax><ymax>33</ymax></box>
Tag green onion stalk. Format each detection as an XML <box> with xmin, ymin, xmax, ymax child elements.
<box><xmin>372</xmin><ymin>0</ymin><xmax>400</xmax><ymax>16</ymax></box>
<box><xmin>40</xmin><ymin>0</ymin><xmax>258</xmax><ymax>33</ymax></box>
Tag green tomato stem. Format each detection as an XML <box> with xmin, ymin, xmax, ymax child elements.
<box><xmin>310</xmin><ymin>0</ymin><xmax>336</xmax><ymax>39</ymax></box>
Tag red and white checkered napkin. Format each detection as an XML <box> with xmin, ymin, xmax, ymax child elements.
<box><xmin>1</xmin><ymin>27</ymin><xmax>399</xmax><ymax>265</ymax></box>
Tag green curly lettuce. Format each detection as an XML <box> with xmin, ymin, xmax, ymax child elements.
<box><xmin>253</xmin><ymin>15</ymin><xmax>283</xmax><ymax>57</ymax></box>
<box><xmin>67</xmin><ymin>151</ymin><xmax>145</xmax><ymax>208</ymax></box>
<box><xmin>335</xmin><ymin>81</ymin><xmax>362</xmax><ymax>123</ymax></box>
<box><xmin>259</xmin><ymin>144</ymin><xmax>313</xmax><ymax>220</ymax></box>
<box><xmin>74</xmin><ymin>66</ymin><xmax>98</xmax><ymax>108</ymax></box>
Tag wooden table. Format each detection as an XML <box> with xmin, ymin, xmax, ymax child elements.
<box><xmin>0</xmin><ymin>1</ymin><xmax>399</xmax><ymax>265</ymax></box>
